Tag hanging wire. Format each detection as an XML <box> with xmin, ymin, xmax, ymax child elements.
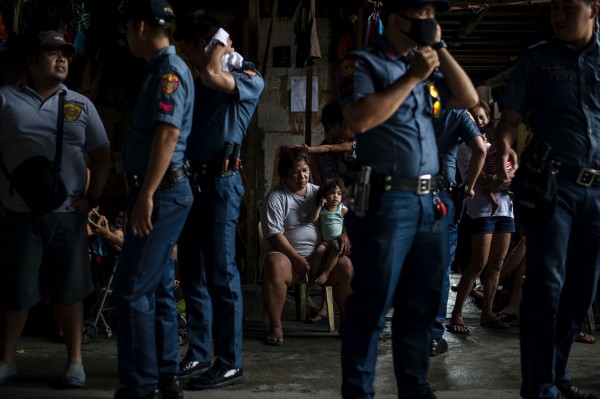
<box><xmin>364</xmin><ymin>0</ymin><xmax>383</xmax><ymax>46</ymax></box>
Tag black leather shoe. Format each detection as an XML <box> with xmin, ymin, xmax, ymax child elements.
<box><xmin>186</xmin><ymin>366</ymin><xmax>244</xmax><ymax>390</ymax></box>
<box><xmin>114</xmin><ymin>387</ymin><xmax>163</xmax><ymax>399</ymax></box>
<box><xmin>178</xmin><ymin>360</ymin><xmax>211</xmax><ymax>379</ymax></box>
<box><xmin>159</xmin><ymin>376</ymin><xmax>183</xmax><ymax>399</ymax></box>
<box><xmin>556</xmin><ymin>380</ymin><xmax>600</xmax><ymax>399</ymax></box>
<box><xmin>429</xmin><ymin>338</ymin><xmax>448</xmax><ymax>357</ymax></box>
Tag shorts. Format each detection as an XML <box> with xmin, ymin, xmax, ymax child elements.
<box><xmin>470</xmin><ymin>216</ymin><xmax>515</xmax><ymax>235</ymax></box>
<box><xmin>0</xmin><ymin>210</ymin><xmax>93</xmax><ymax>310</ymax></box>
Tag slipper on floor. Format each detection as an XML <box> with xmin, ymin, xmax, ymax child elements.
<box><xmin>496</xmin><ymin>312</ymin><xmax>518</xmax><ymax>323</ymax></box>
<box><xmin>480</xmin><ymin>319</ymin><xmax>511</xmax><ymax>329</ymax></box>
<box><xmin>445</xmin><ymin>321</ymin><xmax>471</xmax><ymax>335</ymax></box>
<box><xmin>264</xmin><ymin>335</ymin><xmax>283</xmax><ymax>346</ymax></box>
<box><xmin>575</xmin><ymin>332</ymin><xmax>596</xmax><ymax>344</ymax></box>
<box><xmin>304</xmin><ymin>313</ymin><xmax>328</xmax><ymax>324</ymax></box>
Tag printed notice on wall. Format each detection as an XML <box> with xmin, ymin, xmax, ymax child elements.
<box><xmin>291</xmin><ymin>76</ymin><xmax>318</xmax><ymax>112</ymax></box>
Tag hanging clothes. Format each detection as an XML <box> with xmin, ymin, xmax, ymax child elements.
<box><xmin>293</xmin><ymin>0</ymin><xmax>321</xmax><ymax>68</ymax></box>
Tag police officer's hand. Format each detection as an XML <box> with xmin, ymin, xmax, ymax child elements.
<box><xmin>129</xmin><ymin>194</ymin><xmax>154</xmax><ymax>237</ymax></box>
<box><xmin>408</xmin><ymin>47</ymin><xmax>440</xmax><ymax>82</ymax></box>
<box><xmin>498</xmin><ymin>147</ymin><xmax>519</xmax><ymax>181</ymax></box>
<box><xmin>434</xmin><ymin>24</ymin><xmax>442</xmax><ymax>44</ymax></box>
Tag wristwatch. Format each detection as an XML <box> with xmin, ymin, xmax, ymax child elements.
<box><xmin>432</xmin><ymin>40</ymin><xmax>447</xmax><ymax>50</ymax></box>
<box><xmin>87</xmin><ymin>194</ymin><xmax>101</xmax><ymax>208</ymax></box>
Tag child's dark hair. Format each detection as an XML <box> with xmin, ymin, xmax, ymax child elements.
<box><xmin>317</xmin><ymin>177</ymin><xmax>345</xmax><ymax>204</ymax></box>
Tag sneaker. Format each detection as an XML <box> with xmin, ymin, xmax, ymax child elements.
<box><xmin>429</xmin><ymin>338</ymin><xmax>449</xmax><ymax>357</ymax></box>
<box><xmin>159</xmin><ymin>376</ymin><xmax>183</xmax><ymax>399</ymax></box>
<box><xmin>186</xmin><ymin>366</ymin><xmax>244</xmax><ymax>390</ymax></box>
<box><xmin>556</xmin><ymin>380</ymin><xmax>600</xmax><ymax>399</ymax></box>
<box><xmin>0</xmin><ymin>362</ymin><xmax>18</xmax><ymax>385</ymax></box>
<box><xmin>178</xmin><ymin>359</ymin><xmax>211</xmax><ymax>379</ymax></box>
<box><xmin>61</xmin><ymin>362</ymin><xmax>85</xmax><ymax>388</ymax></box>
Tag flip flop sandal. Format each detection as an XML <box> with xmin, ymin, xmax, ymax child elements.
<box><xmin>575</xmin><ymin>332</ymin><xmax>596</xmax><ymax>344</ymax></box>
<box><xmin>445</xmin><ymin>321</ymin><xmax>471</xmax><ymax>335</ymax></box>
<box><xmin>264</xmin><ymin>334</ymin><xmax>283</xmax><ymax>346</ymax></box>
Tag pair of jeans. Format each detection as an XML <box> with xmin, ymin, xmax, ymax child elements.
<box><xmin>432</xmin><ymin>190</ymin><xmax>457</xmax><ymax>341</ymax></box>
<box><xmin>178</xmin><ymin>172</ymin><xmax>244</xmax><ymax>370</ymax></box>
<box><xmin>341</xmin><ymin>190</ymin><xmax>448</xmax><ymax>399</ymax></box>
<box><xmin>520</xmin><ymin>177</ymin><xmax>600</xmax><ymax>399</ymax></box>
<box><xmin>115</xmin><ymin>179</ymin><xmax>193</xmax><ymax>397</ymax></box>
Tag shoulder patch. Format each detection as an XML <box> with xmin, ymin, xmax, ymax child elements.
<box><xmin>242</xmin><ymin>69</ymin><xmax>257</xmax><ymax>77</ymax></box>
<box><xmin>160</xmin><ymin>73</ymin><xmax>180</xmax><ymax>94</ymax></box>
<box><xmin>64</xmin><ymin>102</ymin><xmax>82</xmax><ymax>121</ymax></box>
<box><xmin>158</xmin><ymin>99</ymin><xmax>175</xmax><ymax>115</ymax></box>
<box><xmin>339</xmin><ymin>58</ymin><xmax>356</xmax><ymax>79</ymax></box>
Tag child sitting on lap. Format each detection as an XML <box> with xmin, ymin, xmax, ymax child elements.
<box><xmin>309</xmin><ymin>177</ymin><xmax>348</xmax><ymax>285</ymax></box>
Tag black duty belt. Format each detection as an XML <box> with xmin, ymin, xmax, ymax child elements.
<box><xmin>126</xmin><ymin>164</ymin><xmax>190</xmax><ymax>190</ymax></box>
<box><xmin>551</xmin><ymin>159</ymin><xmax>600</xmax><ymax>187</ymax></box>
<box><xmin>370</xmin><ymin>174</ymin><xmax>444</xmax><ymax>195</ymax></box>
<box><xmin>190</xmin><ymin>161</ymin><xmax>237</xmax><ymax>178</ymax></box>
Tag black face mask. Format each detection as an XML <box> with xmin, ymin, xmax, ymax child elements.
<box><xmin>399</xmin><ymin>15</ymin><xmax>438</xmax><ymax>46</ymax></box>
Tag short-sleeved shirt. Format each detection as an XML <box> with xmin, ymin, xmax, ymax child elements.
<box><xmin>0</xmin><ymin>83</ymin><xmax>109</xmax><ymax>212</ymax></box>
<box><xmin>186</xmin><ymin>61</ymin><xmax>264</xmax><ymax>163</ymax></box>
<box><xmin>123</xmin><ymin>45</ymin><xmax>194</xmax><ymax>173</ymax></box>
<box><xmin>499</xmin><ymin>36</ymin><xmax>600</xmax><ymax>168</ymax></box>
<box><xmin>434</xmin><ymin>109</ymin><xmax>482</xmax><ymax>184</ymax></box>
<box><xmin>260</xmin><ymin>183</ymin><xmax>321</xmax><ymax>258</ymax></box>
<box><xmin>337</xmin><ymin>36</ymin><xmax>441</xmax><ymax>177</ymax></box>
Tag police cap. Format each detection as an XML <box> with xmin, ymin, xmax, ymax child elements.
<box><xmin>122</xmin><ymin>0</ymin><xmax>176</xmax><ymax>27</ymax></box>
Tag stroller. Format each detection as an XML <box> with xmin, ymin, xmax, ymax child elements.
<box><xmin>82</xmin><ymin>237</ymin><xmax>119</xmax><ymax>344</ymax></box>
<box><xmin>83</xmin><ymin>239</ymin><xmax>189</xmax><ymax>345</ymax></box>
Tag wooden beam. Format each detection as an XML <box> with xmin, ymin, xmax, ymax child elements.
<box><xmin>244</xmin><ymin>0</ymin><xmax>260</xmax><ymax>284</ymax></box>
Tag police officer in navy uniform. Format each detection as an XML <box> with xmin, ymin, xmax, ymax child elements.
<box><xmin>430</xmin><ymin>108</ymin><xmax>486</xmax><ymax>356</ymax></box>
<box><xmin>115</xmin><ymin>1</ymin><xmax>195</xmax><ymax>398</ymax></box>
<box><xmin>336</xmin><ymin>0</ymin><xmax>478</xmax><ymax>398</ymax></box>
<box><xmin>496</xmin><ymin>1</ymin><xmax>600</xmax><ymax>398</ymax></box>
<box><xmin>173</xmin><ymin>10</ymin><xmax>264</xmax><ymax>390</ymax></box>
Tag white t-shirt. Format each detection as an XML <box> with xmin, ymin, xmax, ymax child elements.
<box><xmin>260</xmin><ymin>182</ymin><xmax>321</xmax><ymax>259</ymax></box>
<box><xmin>457</xmin><ymin>142</ymin><xmax>513</xmax><ymax>219</ymax></box>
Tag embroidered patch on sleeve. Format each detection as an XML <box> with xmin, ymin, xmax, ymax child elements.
<box><xmin>160</xmin><ymin>73</ymin><xmax>180</xmax><ymax>94</ymax></box>
<box><xmin>158</xmin><ymin>99</ymin><xmax>175</xmax><ymax>115</ymax></box>
<box><xmin>338</xmin><ymin>58</ymin><xmax>356</xmax><ymax>79</ymax></box>
<box><xmin>64</xmin><ymin>102</ymin><xmax>83</xmax><ymax>121</ymax></box>
<box><xmin>243</xmin><ymin>69</ymin><xmax>257</xmax><ymax>77</ymax></box>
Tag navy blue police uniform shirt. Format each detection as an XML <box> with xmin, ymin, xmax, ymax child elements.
<box><xmin>123</xmin><ymin>45</ymin><xmax>194</xmax><ymax>174</ymax></box>
<box><xmin>186</xmin><ymin>61</ymin><xmax>264</xmax><ymax>163</ymax></box>
<box><xmin>337</xmin><ymin>36</ymin><xmax>442</xmax><ymax>178</ymax></box>
<box><xmin>434</xmin><ymin>109</ymin><xmax>481</xmax><ymax>185</ymax></box>
<box><xmin>499</xmin><ymin>35</ymin><xmax>600</xmax><ymax>169</ymax></box>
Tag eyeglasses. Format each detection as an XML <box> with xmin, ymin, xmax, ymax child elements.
<box><xmin>427</xmin><ymin>83</ymin><xmax>441</xmax><ymax>118</ymax></box>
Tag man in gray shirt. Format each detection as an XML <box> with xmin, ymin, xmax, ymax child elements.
<box><xmin>0</xmin><ymin>30</ymin><xmax>110</xmax><ymax>388</ymax></box>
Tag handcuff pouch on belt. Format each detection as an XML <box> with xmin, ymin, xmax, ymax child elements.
<box><xmin>126</xmin><ymin>161</ymin><xmax>191</xmax><ymax>191</ymax></box>
<box><xmin>341</xmin><ymin>162</ymin><xmax>445</xmax><ymax>218</ymax></box>
<box><xmin>511</xmin><ymin>137</ymin><xmax>557</xmax><ymax>226</ymax></box>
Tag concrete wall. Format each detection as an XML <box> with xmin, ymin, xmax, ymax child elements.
<box><xmin>255</xmin><ymin>17</ymin><xmax>336</xmax><ymax>199</ymax></box>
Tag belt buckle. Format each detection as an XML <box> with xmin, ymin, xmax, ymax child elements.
<box><xmin>417</xmin><ymin>174</ymin><xmax>432</xmax><ymax>195</ymax></box>
<box><xmin>576</xmin><ymin>168</ymin><xmax>598</xmax><ymax>187</ymax></box>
